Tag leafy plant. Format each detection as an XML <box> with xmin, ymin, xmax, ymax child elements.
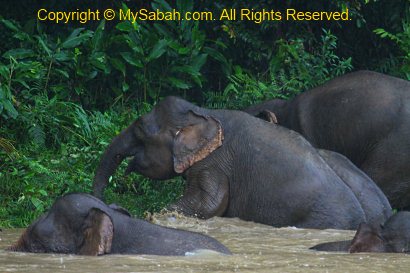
<box><xmin>114</xmin><ymin>0</ymin><xmax>212</xmax><ymax>102</ymax></box>
<box><xmin>269</xmin><ymin>29</ymin><xmax>353</xmax><ymax>96</ymax></box>
<box><xmin>374</xmin><ymin>20</ymin><xmax>410</xmax><ymax>79</ymax></box>
<box><xmin>206</xmin><ymin>29</ymin><xmax>352</xmax><ymax>110</ymax></box>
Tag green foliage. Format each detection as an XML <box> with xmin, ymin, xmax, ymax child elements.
<box><xmin>374</xmin><ymin>20</ymin><xmax>410</xmax><ymax>79</ymax></box>
<box><xmin>269</xmin><ymin>30</ymin><xmax>353</xmax><ymax>95</ymax></box>
<box><xmin>113</xmin><ymin>0</ymin><xmax>216</xmax><ymax>101</ymax></box>
<box><xmin>206</xmin><ymin>66</ymin><xmax>277</xmax><ymax>110</ymax></box>
<box><xmin>0</xmin><ymin>18</ymin><xmax>109</xmax><ymax>116</ymax></box>
<box><xmin>0</xmin><ymin>106</ymin><xmax>184</xmax><ymax>227</ymax></box>
<box><xmin>206</xmin><ymin>30</ymin><xmax>352</xmax><ymax>109</ymax></box>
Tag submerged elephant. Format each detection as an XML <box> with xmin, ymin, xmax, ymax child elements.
<box><xmin>7</xmin><ymin>193</ymin><xmax>230</xmax><ymax>255</ymax></box>
<box><xmin>311</xmin><ymin>211</ymin><xmax>410</xmax><ymax>253</ymax></box>
<box><xmin>93</xmin><ymin>96</ymin><xmax>391</xmax><ymax>229</ymax></box>
<box><xmin>244</xmin><ymin>71</ymin><xmax>410</xmax><ymax>209</ymax></box>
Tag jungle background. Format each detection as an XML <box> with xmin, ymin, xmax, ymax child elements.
<box><xmin>1</xmin><ymin>0</ymin><xmax>409</xmax><ymax>227</ymax></box>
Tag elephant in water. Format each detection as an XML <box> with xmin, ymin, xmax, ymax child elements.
<box><xmin>244</xmin><ymin>71</ymin><xmax>410</xmax><ymax>209</ymax></box>
<box><xmin>93</xmin><ymin>96</ymin><xmax>391</xmax><ymax>230</ymax></box>
<box><xmin>7</xmin><ymin>193</ymin><xmax>231</xmax><ymax>255</ymax></box>
<box><xmin>311</xmin><ymin>211</ymin><xmax>410</xmax><ymax>253</ymax></box>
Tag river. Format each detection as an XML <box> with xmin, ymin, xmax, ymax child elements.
<box><xmin>1</xmin><ymin>214</ymin><xmax>409</xmax><ymax>272</ymax></box>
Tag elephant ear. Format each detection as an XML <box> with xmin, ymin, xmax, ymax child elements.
<box><xmin>79</xmin><ymin>208</ymin><xmax>114</xmax><ymax>256</ymax></box>
<box><xmin>173</xmin><ymin>111</ymin><xmax>224</xmax><ymax>174</ymax></box>
<box><xmin>348</xmin><ymin>223</ymin><xmax>385</xmax><ymax>253</ymax></box>
<box><xmin>256</xmin><ymin>110</ymin><xmax>278</xmax><ymax>124</ymax></box>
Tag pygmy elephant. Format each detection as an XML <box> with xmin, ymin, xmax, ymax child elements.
<box><xmin>311</xmin><ymin>211</ymin><xmax>410</xmax><ymax>253</ymax></box>
<box><xmin>7</xmin><ymin>193</ymin><xmax>231</xmax><ymax>255</ymax></box>
<box><xmin>93</xmin><ymin>96</ymin><xmax>391</xmax><ymax>230</ymax></box>
<box><xmin>244</xmin><ymin>71</ymin><xmax>410</xmax><ymax>209</ymax></box>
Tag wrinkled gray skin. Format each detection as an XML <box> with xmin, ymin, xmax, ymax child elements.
<box><xmin>311</xmin><ymin>211</ymin><xmax>410</xmax><ymax>253</ymax></box>
<box><xmin>244</xmin><ymin>71</ymin><xmax>410</xmax><ymax>209</ymax></box>
<box><xmin>7</xmin><ymin>193</ymin><xmax>230</xmax><ymax>255</ymax></box>
<box><xmin>93</xmin><ymin>96</ymin><xmax>391</xmax><ymax>229</ymax></box>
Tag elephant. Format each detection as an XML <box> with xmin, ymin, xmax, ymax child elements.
<box><xmin>93</xmin><ymin>96</ymin><xmax>391</xmax><ymax>229</ymax></box>
<box><xmin>311</xmin><ymin>211</ymin><xmax>410</xmax><ymax>253</ymax></box>
<box><xmin>7</xmin><ymin>193</ymin><xmax>231</xmax><ymax>255</ymax></box>
<box><xmin>244</xmin><ymin>71</ymin><xmax>410</xmax><ymax>209</ymax></box>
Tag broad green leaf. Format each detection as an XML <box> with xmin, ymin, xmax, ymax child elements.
<box><xmin>36</xmin><ymin>36</ymin><xmax>52</xmax><ymax>56</ymax></box>
<box><xmin>167</xmin><ymin>77</ymin><xmax>190</xmax><ymax>89</ymax></box>
<box><xmin>13</xmin><ymin>31</ymin><xmax>31</xmax><ymax>41</ymax></box>
<box><xmin>38</xmin><ymin>189</ymin><xmax>48</xmax><ymax>196</ymax></box>
<box><xmin>120</xmin><ymin>52</ymin><xmax>143</xmax><ymax>67</ymax></box>
<box><xmin>110</xmin><ymin>57</ymin><xmax>126</xmax><ymax>76</ymax></box>
<box><xmin>66</xmin><ymin>28</ymin><xmax>85</xmax><ymax>40</ymax></box>
<box><xmin>172</xmin><ymin>65</ymin><xmax>200</xmax><ymax>76</ymax></box>
<box><xmin>55</xmin><ymin>51</ymin><xmax>74</xmax><ymax>61</ymax></box>
<box><xmin>116</xmin><ymin>21</ymin><xmax>133</xmax><ymax>32</ymax></box>
<box><xmin>1</xmin><ymin>19</ymin><xmax>19</xmax><ymax>32</ymax></box>
<box><xmin>55</xmin><ymin>68</ymin><xmax>69</xmax><ymax>79</ymax></box>
<box><xmin>191</xmin><ymin>54</ymin><xmax>208</xmax><ymax>71</ymax></box>
<box><xmin>204</xmin><ymin>46</ymin><xmax>231</xmax><ymax>75</ymax></box>
<box><xmin>15</xmin><ymin>79</ymin><xmax>30</xmax><ymax>89</ymax></box>
<box><xmin>148</xmin><ymin>39</ymin><xmax>168</xmax><ymax>61</ymax></box>
<box><xmin>30</xmin><ymin>197</ymin><xmax>44</xmax><ymax>211</ymax></box>
<box><xmin>61</xmin><ymin>29</ymin><xmax>92</xmax><ymax>48</ymax></box>
<box><xmin>92</xmin><ymin>20</ymin><xmax>105</xmax><ymax>50</ymax></box>
<box><xmin>168</xmin><ymin>40</ymin><xmax>183</xmax><ymax>51</ymax></box>
<box><xmin>3</xmin><ymin>48</ymin><xmax>35</xmax><ymax>59</ymax></box>
<box><xmin>177</xmin><ymin>47</ymin><xmax>191</xmax><ymax>55</ymax></box>
<box><xmin>1</xmin><ymin>97</ymin><xmax>18</xmax><ymax>119</ymax></box>
<box><xmin>0</xmin><ymin>66</ymin><xmax>9</xmax><ymax>78</ymax></box>
<box><xmin>172</xmin><ymin>65</ymin><xmax>202</xmax><ymax>87</ymax></box>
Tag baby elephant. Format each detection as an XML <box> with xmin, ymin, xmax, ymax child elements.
<box><xmin>311</xmin><ymin>211</ymin><xmax>410</xmax><ymax>253</ymax></box>
<box><xmin>7</xmin><ymin>193</ymin><xmax>230</xmax><ymax>256</ymax></box>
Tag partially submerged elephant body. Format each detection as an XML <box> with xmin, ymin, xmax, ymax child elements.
<box><xmin>311</xmin><ymin>211</ymin><xmax>410</xmax><ymax>253</ymax></box>
<box><xmin>93</xmin><ymin>96</ymin><xmax>391</xmax><ymax>230</ymax></box>
<box><xmin>7</xmin><ymin>193</ymin><xmax>230</xmax><ymax>255</ymax></box>
<box><xmin>244</xmin><ymin>71</ymin><xmax>410</xmax><ymax>209</ymax></box>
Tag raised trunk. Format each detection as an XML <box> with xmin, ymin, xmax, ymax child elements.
<box><xmin>93</xmin><ymin>127</ymin><xmax>136</xmax><ymax>200</ymax></box>
<box><xmin>93</xmin><ymin>151</ymin><xmax>123</xmax><ymax>200</ymax></box>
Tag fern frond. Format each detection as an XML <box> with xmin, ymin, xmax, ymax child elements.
<box><xmin>28</xmin><ymin>124</ymin><xmax>46</xmax><ymax>147</ymax></box>
<box><xmin>0</xmin><ymin>137</ymin><xmax>19</xmax><ymax>158</ymax></box>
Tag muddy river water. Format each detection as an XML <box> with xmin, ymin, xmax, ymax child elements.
<box><xmin>1</xmin><ymin>214</ymin><xmax>409</xmax><ymax>272</ymax></box>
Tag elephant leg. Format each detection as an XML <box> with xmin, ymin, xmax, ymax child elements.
<box><xmin>361</xmin><ymin>131</ymin><xmax>410</xmax><ymax>209</ymax></box>
<box><xmin>168</xmin><ymin>168</ymin><xmax>229</xmax><ymax>219</ymax></box>
<box><xmin>317</xmin><ymin>149</ymin><xmax>392</xmax><ymax>225</ymax></box>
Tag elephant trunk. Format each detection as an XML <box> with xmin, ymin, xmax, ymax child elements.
<box><xmin>93</xmin><ymin>126</ymin><xmax>136</xmax><ymax>200</ymax></box>
<box><xmin>93</xmin><ymin>150</ymin><xmax>123</xmax><ymax>200</ymax></box>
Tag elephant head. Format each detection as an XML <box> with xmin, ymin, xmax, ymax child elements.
<box><xmin>93</xmin><ymin>96</ymin><xmax>223</xmax><ymax>199</ymax></box>
<box><xmin>347</xmin><ymin>223</ymin><xmax>386</xmax><ymax>253</ymax></box>
<box><xmin>7</xmin><ymin>193</ymin><xmax>231</xmax><ymax>255</ymax></box>
<box><xmin>311</xmin><ymin>212</ymin><xmax>410</xmax><ymax>253</ymax></box>
<box><xmin>7</xmin><ymin>194</ymin><xmax>114</xmax><ymax>255</ymax></box>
